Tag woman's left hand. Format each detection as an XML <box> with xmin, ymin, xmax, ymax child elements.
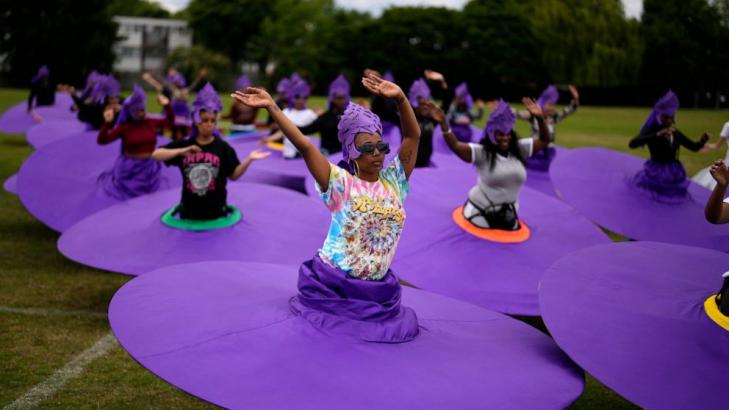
<box><xmin>362</xmin><ymin>71</ymin><xmax>404</xmax><ymax>101</ymax></box>
<box><xmin>248</xmin><ymin>149</ymin><xmax>271</xmax><ymax>161</ymax></box>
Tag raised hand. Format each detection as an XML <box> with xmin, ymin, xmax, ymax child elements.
<box><xmin>156</xmin><ymin>94</ymin><xmax>170</xmax><ymax>106</ymax></box>
<box><xmin>198</xmin><ymin>67</ymin><xmax>209</xmax><ymax>78</ymax></box>
<box><xmin>710</xmin><ymin>160</ymin><xmax>729</xmax><ymax>187</ymax></box>
<box><xmin>522</xmin><ymin>97</ymin><xmax>544</xmax><ymax>118</ymax></box>
<box><xmin>231</xmin><ymin>88</ymin><xmax>275</xmax><ymax>109</ymax></box>
<box><xmin>422</xmin><ymin>100</ymin><xmax>446</xmax><ymax>124</ymax></box>
<box><xmin>475</xmin><ymin>99</ymin><xmax>485</xmax><ymax>109</ymax></box>
<box><xmin>424</xmin><ymin>69</ymin><xmax>445</xmax><ymax>83</ymax></box>
<box><xmin>248</xmin><ymin>149</ymin><xmax>271</xmax><ymax>161</ymax></box>
<box><xmin>569</xmin><ymin>84</ymin><xmax>579</xmax><ymax>100</ymax></box>
<box><xmin>701</xmin><ymin>132</ymin><xmax>711</xmax><ymax>144</ymax></box>
<box><xmin>362</xmin><ymin>72</ymin><xmax>404</xmax><ymax>101</ymax></box>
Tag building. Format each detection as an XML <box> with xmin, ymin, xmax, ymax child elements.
<box><xmin>112</xmin><ymin>16</ymin><xmax>192</xmax><ymax>75</ymax></box>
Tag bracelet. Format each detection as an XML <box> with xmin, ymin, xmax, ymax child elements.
<box><xmin>443</xmin><ymin>128</ymin><xmax>454</xmax><ymax>135</ymax></box>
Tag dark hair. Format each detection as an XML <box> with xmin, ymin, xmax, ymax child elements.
<box><xmin>479</xmin><ymin>130</ymin><xmax>526</xmax><ymax>171</ymax></box>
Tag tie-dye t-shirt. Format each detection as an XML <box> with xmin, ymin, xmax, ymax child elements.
<box><xmin>317</xmin><ymin>158</ymin><xmax>409</xmax><ymax>281</ymax></box>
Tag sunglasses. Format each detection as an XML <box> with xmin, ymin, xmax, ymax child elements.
<box><xmin>356</xmin><ymin>142</ymin><xmax>390</xmax><ymax>155</ymax></box>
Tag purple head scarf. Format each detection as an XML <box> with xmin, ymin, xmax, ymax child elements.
<box><xmin>338</xmin><ymin>102</ymin><xmax>383</xmax><ymax>161</ymax></box>
<box><xmin>642</xmin><ymin>90</ymin><xmax>679</xmax><ymax>132</ymax></box>
<box><xmin>408</xmin><ymin>78</ymin><xmax>431</xmax><ymax>108</ymax></box>
<box><xmin>115</xmin><ymin>84</ymin><xmax>147</xmax><ymax>126</ymax></box>
<box><xmin>383</xmin><ymin>71</ymin><xmax>395</xmax><ymax>83</ymax></box>
<box><xmin>190</xmin><ymin>82</ymin><xmax>223</xmax><ymax>138</ymax></box>
<box><xmin>276</xmin><ymin>77</ymin><xmax>291</xmax><ymax>95</ymax></box>
<box><xmin>84</xmin><ymin>70</ymin><xmax>101</xmax><ymax>94</ymax></box>
<box><xmin>235</xmin><ymin>74</ymin><xmax>251</xmax><ymax>90</ymax></box>
<box><xmin>455</xmin><ymin>82</ymin><xmax>474</xmax><ymax>110</ymax></box>
<box><xmin>328</xmin><ymin>74</ymin><xmax>351</xmax><ymax>109</ymax></box>
<box><xmin>167</xmin><ymin>71</ymin><xmax>187</xmax><ymax>88</ymax></box>
<box><xmin>484</xmin><ymin>99</ymin><xmax>516</xmax><ymax>144</ymax></box>
<box><xmin>92</xmin><ymin>75</ymin><xmax>122</xmax><ymax>104</ymax></box>
<box><xmin>31</xmin><ymin>65</ymin><xmax>50</xmax><ymax>86</ymax></box>
<box><xmin>287</xmin><ymin>76</ymin><xmax>311</xmax><ymax>106</ymax></box>
<box><xmin>536</xmin><ymin>85</ymin><xmax>559</xmax><ymax>108</ymax></box>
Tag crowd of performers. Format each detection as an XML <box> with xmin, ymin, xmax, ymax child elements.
<box><xmin>16</xmin><ymin>64</ymin><xmax>729</xmax><ymax>405</ymax></box>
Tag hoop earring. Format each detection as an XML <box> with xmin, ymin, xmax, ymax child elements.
<box><xmin>350</xmin><ymin>160</ymin><xmax>360</xmax><ymax>177</ymax></box>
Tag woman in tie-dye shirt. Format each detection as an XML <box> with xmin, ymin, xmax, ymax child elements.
<box><xmin>232</xmin><ymin>71</ymin><xmax>422</xmax><ymax>343</ymax></box>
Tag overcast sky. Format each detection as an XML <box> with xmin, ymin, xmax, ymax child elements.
<box><xmin>155</xmin><ymin>0</ymin><xmax>644</xmax><ymax>19</ymax></box>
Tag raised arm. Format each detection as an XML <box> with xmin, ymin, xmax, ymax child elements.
<box><xmin>146</xmin><ymin>94</ymin><xmax>174</xmax><ymax>128</ymax></box>
<box><xmin>141</xmin><ymin>72</ymin><xmax>164</xmax><ymax>93</ymax></box>
<box><xmin>97</xmin><ymin>108</ymin><xmax>127</xmax><ymax>145</ymax></box>
<box><xmin>231</xmin><ymin>87</ymin><xmax>331</xmax><ymax>190</ymax></box>
<box><xmin>705</xmin><ymin>160</ymin><xmax>729</xmax><ymax>224</ymax></box>
<box><xmin>423</xmin><ymin>100</ymin><xmax>472</xmax><ymax>163</ymax></box>
<box><xmin>675</xmin><ymin>129</ymin><xmax>709</xmax><ymax>152</ymax></box>
<box><xmin>230</xmin><ymin>150</ymin><xmax>271</xmax><ymax>181</ymax></box>
<box><xmin>186</xmin><ymin>67</ymin><xmax>208</xmax><ymax>92</ymax></box>
<box><xmin>555</xmin><ymin>85</ymin><xmax>580</xmax><ymax>122</ymax></box>
<box><xmin>362</xmin><ymin>72</ymin><xmax>420</xmax><ymax>179</ymax></box>
<box><xmin>522</xmin><ymin>97</ymin><xmax>550</xmax><ymax>155</ymax></box>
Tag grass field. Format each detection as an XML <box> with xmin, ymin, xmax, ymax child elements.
<box><xmin>1</xmin><ymin>87</ymin><xmax>726</xmax><ymax>408</ymax></box>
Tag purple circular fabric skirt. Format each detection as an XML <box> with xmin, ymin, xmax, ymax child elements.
<box><xmin>522</xmin><ymin>146</ymin><xmax>568</xmax><ymax>198</ymax></box>
<box><xmin>16</xmin><ymin>133</ymin><xmax>181</xmax><ymax>232</ymax></box>
<box><xmin>26</xmin><ymin>119</ymin><xmax>89</xmax><ymax>149</ymax></box>
<box><xmin>3</xmin><ymin>173</ymin><xmax>17</xmax><ymax>194</ymax></box>
<box><xmin>539</xmin><ymin>241</ymin><xmax>729</xmax><ymax>409</ymax></box>
<box><xmin>391</xmin><ymin>165</ymin><xmax>609</xmax><ymax>316</ymax></box>
<box><xmin>109</xmin><ymin>260</ymin><xmax>584</xmax><ymax>409</ymax></box>
<box><xmin>0</xmin><ymin>93</ymin><xmax>75</xmax><ymax>134</ymax></box>
<box><xmin>58</xmin><ymin>183</ymin><xmax>329</xmax><ymax>275</ymax></box>
<box><xmin>549</xmin><ymin>147</ymin><xmax>729</xmax><ymax>251</ymax></box>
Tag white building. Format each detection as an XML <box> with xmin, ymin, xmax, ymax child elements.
<box><xmin>113</xmin><ymin>16</ymin><xmax>192</xmax><ymax>74</ymax></box>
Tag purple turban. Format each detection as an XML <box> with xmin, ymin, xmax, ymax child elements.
<box><xmin>31</xmin><ymin>65</ymin><xmax>50</xmax><ymax>86</ymax></box>
<box><xmin>328</xmin><ymin>74</ymin><xmax>351</xmax><ymax>108</ymax></box>
<box><xmin>235</xmin><ymin>74</ymin><xmax>251</xmax><ymax>90</ymax></box>
<box><xmin>191</xmin><ymin>83</ymin><xmax>223</xmax><ymax>137</ymax></box>
<box><xmin>484</xmin><ymin>99</ymin><xmax>516</xmax><ymax>144</ymax></box>
<box><xmin>536</xmin><ymin>85</ymin><xmax>559</xmax><ymax>108</ymax></box>
<box><xmin>92</xmin><ymin>75</ymin><xmax>121</xmax><ymax>104</ymax></box>
<box><xmin>84</xmin><ymin>70</ymin><xmax>101</xmax><ymax>95</ymax></box>
<box><xmin>287</xmin><ymin>76</ymin><xmax>311</xmax><ymax>106</ymax></box>
<box><xmin>167</xmin><ymin>71</ymin><xmax>187</xmax><ymax>88</ymax></box>
<box><xmin>408</xmin><ymin>78</ymin><xmax>431</xmax><ymax>108</ymax></box>
<box><xmin>116</xmin><ymin>84</ymin><xmax>147</xmax><ymax>126</ymax></box>
<box><xmin>338</xmin><ymin>102</ymin><xmax>383</xmax><ymax>161</ymax></box>
<box><xmin>455</xmin><ymin>82</ymin><xmax>474</xmax><ymax>110</ymax></box>
<box><xmin>383</xmin><ymin>71</ymin><xmax>395</xmax><ymax>83</ymax></box>
<box><xmin>642</xmin><ymin>90</ymin><xmax>680</xmax><ymax>132</ymax></box>
<box><xmin>276</xmin><ymin>77</ymin><xmax>291</xmax><ymax>95</ymax></box>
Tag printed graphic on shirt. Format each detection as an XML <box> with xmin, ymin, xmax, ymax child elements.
<box><xmin>183</xmin><ymin>152</ymin><xmax>220</xmax><ymax>196</ymax></box>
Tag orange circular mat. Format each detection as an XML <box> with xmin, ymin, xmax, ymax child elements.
<box><xmin>451</xmin><ymin>205</ymin><xmax>531</xmax><ymax>243</ymax></box>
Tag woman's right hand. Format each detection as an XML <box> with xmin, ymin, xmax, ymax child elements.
<box><xmin>710</xmin><ymin>160</ymin><xmax>729</xmax><ymax>187</ymax></box>
<box><xmin>182</xmin><ymin>145</ymin><xmax>202</xmax><ymax>156</ymax></box>
<box><xmin>103</xmin><ymin>108</ymin><xmax>115</xmax><ymax>123</ymax></box>
<box><xmin>231</xmin><ymin>88</ymin><xmax>275</xmax><ymax>110</ymax></box>
<box><xmin>422</xmin><ymin>100</ymin><xmax>446</xmax><ymax>124</ymax></box>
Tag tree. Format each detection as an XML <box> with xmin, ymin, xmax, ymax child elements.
<box><xmin>166</xmin><ymin>46</ymin><xmax>232</xmax><ymax>90</ymax></box>
<box><xmin>107</xmin><ymin>0</ymin><xmax>171</xmax><ymax>18</ymax></box>
<box><xmin>0</xmin><ymin>0</ymin><xmax>118</xmax><ymax>86</ymax></box>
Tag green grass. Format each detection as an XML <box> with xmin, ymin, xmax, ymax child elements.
<box><xmin>2</xmin><ymin>86</ymin><xmax>726</xmax><ymax>408</ymax></box>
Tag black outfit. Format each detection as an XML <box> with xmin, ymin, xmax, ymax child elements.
<box><xmin>414</xmin><ymin>83</ymin><xmax>453</xmax><ymax>168</ymax></box>
<box><xmin>629</xmin><ymin>123</ymin><xmax>705</xmax><ymax>163</ymax></box>
<box><xmin>71</xmin><ymin>95</ymin><xmax>106</xmax><ymax>129</ymax></box>
<box><xmin>28</xmin><ymin>81</ymin><xmax>55</xmax><ymax>110</ymax></box>
<box><xmin>164</xmin><ymin>138</ymin><xmax>241</xmax><ymax>220</ymax></box>
<box><xmin>299</xmin><ymin>110</ymin><xmax>341</xmax><ymax>154</ymax></box>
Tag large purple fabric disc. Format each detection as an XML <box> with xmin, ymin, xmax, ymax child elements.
<box><xmin>58</xmin><ymin>183</ymin><xmax>329</xmax><ymax>275</ymax></box>
<box><xmin>0</xmin><ymin>93</ymin><xmax>75</xmax><ymax>134</ymax></box>
<box><xmin>109</xmin><ymin>260</ymin><xmax>584</xmax><ymax>409</ymax></box>
<box><xmin>391</xmin><ymin>165</ymin><xmax>609</xmax><ymax>315</ymax></box>
<box><xmin>539</xmin><ymin>241</ymin><xmax>729</xmax><ymax>409</ymax></box>
<box><xmin>16</xmin><ymin>133</ymin><xmax>181</xmax><ymax>232</ymax></box>
<box><xmin>522</xmin><ymin>146</ymin><xmax>568</xmax><ymax>198</ymax></box>
<box><xmin>26</xmin><ymin>119</ymin><xmax>89</xmax><ymax>149</ymax></box>
<box><xmin>549</xmin><ymin>147</ymin><xmax>728</xmax><ymax>250</ymax></box>
<box><xmin>3</xmin><ymin>173</ymin><xmax>17</xmax><ymax>194</ymax></box>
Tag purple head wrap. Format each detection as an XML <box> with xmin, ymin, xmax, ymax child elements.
<box><xmin>642</xmin><ymin>90</ymin><xmax>679</xmax><ymax>132</ymax></box>
<box><xmin>383</xmin><ymin>71</ymin><xmax>395</xmax><ymax>83</ymax></box>
<box><xmin>235</xmin><ymin>74</ymin><xmax>251</xmax><ymax>90</ymax></box>
<box><xmin>287</xmin><ymin>76</ymin><xmax>311</xmax><ymax>106</ymax></box>
<box><xmin>328</xmin><ymin>74</ymin><xmax>351</xmax><ymax>109</ymax></box>
<box><xmin>115</xmin><ymin>84</ymin><xmax>147</xmax><ymax>126</ymax></box>
<box><xmin>190</xmin><ymin>82</ymin><xmax>223</xmax><ymax>138</ymax></box>
<box><xmin>455</xmin><ymin>82</ymin><xmax>474</xmax><ymax>110</ymax></box>
<box><xmin>536</xmin><ymin>85</ymin><xmax>559</xmax><ymax>108</ymax></box>
<box><xmin>408</xmin><ymin>78</ymin><xmax>431</xmax><ymax>108</ymax></box>
<box><xmin>338</xmin><ymin>102</ymin><xmax>383</xmax><ymax>161</ymax></box>
<box><xmin>84</xmin><ymin>70</ymin><xmax>101</xmax><ymax>94</ymax></box>
<box><xmin>484</xmin><ymin>99</ymin><xmax>516</xmax><ymax>144</ymax></box>
<box><xmin>31</xmin><ymin>65</ymin><xmax>50</xmax><ymax>86</ymax></box>
<box><xmin>92</xmin><ymin>75</ymin><xmax>122</xmax><ymax>104</ymax></box>
<box><xmin>276</xmin><ymin>77</ymin><xmax>291</xmax><ymax>95</ymax></box>
<box><xmin>167</xmin><ymin>71</ymin><xmax>187</xmax><ymax>88</ymax></box>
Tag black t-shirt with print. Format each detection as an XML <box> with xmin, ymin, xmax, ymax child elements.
<box><xmin>164</xmin><ymin>137</ymin><xmax>241</xmax><ymax>220</ymax></box>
